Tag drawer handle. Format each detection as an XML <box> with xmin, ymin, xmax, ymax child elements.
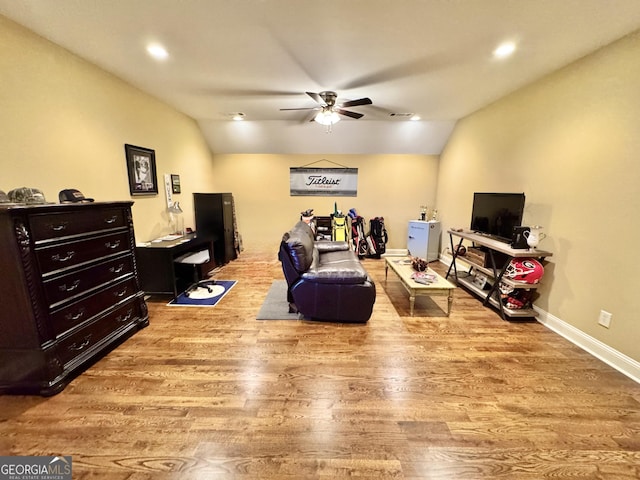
<box><xmin>59</xmin><ymin>280</ymin><xmax>81</xmax><ymax>293</ymax></box>
<box><xmin>52</xmin><ymin>251</ymin><xmax>75</xmax><ymax>263</ymax></box>
<box><xmin>65</xmin><ymin>308</ymin><xmax>86</xmax><ymax>322</ymax></box>
<box><xmin>114</xmin><ymin>288</ymin><xmax>128</xmax><ymax>298</ymax></box>
<box><xmin>49</xmin><ymin>222</ymin><xmax>69</xmax><ymax>232</ymax></box>
<box><xmin>68</xmin><ymin>334</ymin><xmax>92</xmax><ymax>351</ymax></box>
<box><xmin>104</xmin><ymin>215</ymin><xmax>118</xmax><ymax>224</ymax></box>
<box><xmin>105</xmin><ymin>240</ymin><xmax>121</xmax><ymax>250</ymax></box>
<box><xmin>116</xmin><ymin>309</ymin><xmax>133</xmax><ymax>323</ymax></box>
<box><xmin>109</xmin><ymin>264</ymin><xmax>125</xmax><ymax>274</ymax></box>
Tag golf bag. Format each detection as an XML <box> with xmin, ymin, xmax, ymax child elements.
<box><xmin>350</xmin><ymin>215</ymin><xmax>369</xmax><ymax>258</ymax></box>
<box><xmin>300</xmin><ymin>208</ymin><xmax>316</xmax><ymax>235</ymax></box>
<box><xmin>332</xmin><ymin>214</ymin><xmax>349</xmax><ymax>242</ymax></box>
<box><xmin>367</xmin><ymin>217</ymin><xmax>388</xmax><ymax>258</ymax></box>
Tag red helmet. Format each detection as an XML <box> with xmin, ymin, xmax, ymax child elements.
<box><xmin>504</xmin><ymin>258</ymin><xmax>544</xmax><ymax>284</ymax></box>
<box><xmin>502</xmin><ymin>289</ymin><xmax>534</xmax><ymax>309</ymax></box>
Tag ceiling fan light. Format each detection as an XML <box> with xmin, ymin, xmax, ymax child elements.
<box><xmin>314</xmin><ymin>110</ymin><xmax>340</xmax><ymax>126</ymax></box>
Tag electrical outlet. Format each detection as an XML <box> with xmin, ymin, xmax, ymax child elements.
<box><xmin>598</xmin><ymin>310</ymin><xmax>612</xmax><ymax>328</ymax></box>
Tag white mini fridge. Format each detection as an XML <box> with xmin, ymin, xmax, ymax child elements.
<box><xmin>407</xmin><ymin>220</ymin><xmax>441</xmax><ymax>262</ymax></box>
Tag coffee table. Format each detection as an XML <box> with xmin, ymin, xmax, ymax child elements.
<box><xmin>384</xmin><ymin>257</ymin><xmax>455</xmax><ymax>316</ymax></box>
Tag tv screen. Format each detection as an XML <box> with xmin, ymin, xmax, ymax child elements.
<box><xmin>470</xmin><ymin>192</ymin><xmax>525</xmax><ymax>242</ymax></box>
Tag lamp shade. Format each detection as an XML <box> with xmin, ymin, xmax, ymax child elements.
<box><xmin>314</xmin><ymin>109</ymin><xmax>341</xmax><ymax>126</ymax></box>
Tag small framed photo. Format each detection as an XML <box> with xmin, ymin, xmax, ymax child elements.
<box><xmin>125</xmin><ymin>144</ymin><xmax>158</xmax><ymax>195</ymax></box>
<box><xmin>171</xmin><ymin>174</ymin><xmax>181</xmax><ymax>194</ymax></box>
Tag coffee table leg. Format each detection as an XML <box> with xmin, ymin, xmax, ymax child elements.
<box><xmin>447</xmin><ymin>290</ymin><xmax>453</xmax><ymax>316</ymax></box>
<box><xmin>409</xmin><ymin>294</ymin><xmax>415</xmax><ymax>316</ymax></box>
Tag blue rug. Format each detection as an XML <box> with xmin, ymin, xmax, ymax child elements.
<box><xmin>167</xmin><ymin>280</ymin><xmax>237</xmax><ymax>306</ymax></box>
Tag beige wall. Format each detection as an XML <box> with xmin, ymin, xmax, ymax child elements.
<box><xmin>210</xmin><ymin>154</ymin><xmax>439</xmax><ymax>252</ymax></box>
<box><xmin>3</xmin><ymin>14</ymin><xmax>637</xmax><ymax>366</ymax></box>
<box><xmin>436</xmin><ymin>31</ymin><xmax>640</xmax><ymax>361</ymax></box>
<box><xmin>0</xmin><ymin>16</ymin><xmax>215</xmax><ymax>243</ymax></box>
<box><xmin>0</xmin><ymin>15</ymin><xmax>440</xmax><ymax>253</ymax></box>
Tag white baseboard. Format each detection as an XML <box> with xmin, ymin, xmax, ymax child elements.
<box><xmin>438</xmin><ymin>255</ymin><xmax>640</xmax><ymax>384</ymax></box>
<box><xmin>535</xmin><ymin>307</ymin><xmax>640</xmax><ymax>384</ymax></box>
<box><xmin>382</xmin><ymin>248</ymin><xmax>408</xmax><ymax>257</ymax></box>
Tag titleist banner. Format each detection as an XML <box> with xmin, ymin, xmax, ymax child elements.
<box><xmin>290</xmin><ymin>167</ymin><xmax>358</xmax><ymax>196</ymax></box>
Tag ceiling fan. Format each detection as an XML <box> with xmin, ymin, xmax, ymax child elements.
<box><xmin>280</xmin><ymin>91</ymin><xmax>372</xmax><ymax>129</ymax></box>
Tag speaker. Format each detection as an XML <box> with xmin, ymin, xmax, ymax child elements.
<box><xmin>511</xmin><ymin>226</ymin><xmax>530</xmax><ymax>249</ymax></box>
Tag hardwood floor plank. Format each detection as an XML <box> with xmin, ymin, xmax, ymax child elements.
<box><xmin>1</xmin><ymin>250</ymin><xmax>639</xmax><ymax>479</ymax></box>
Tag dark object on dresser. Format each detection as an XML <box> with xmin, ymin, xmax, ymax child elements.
<box><xmin>278</xmin><ymin>221</ymin><xmax>376</xmax><ymax>323</ymax></box>
<box><xmin>0</xmin><ymin>201</ymin><xmax>148</xmax><ymax>395</ymax></box>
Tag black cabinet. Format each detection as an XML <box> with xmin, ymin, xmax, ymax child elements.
<box><xmin>314</xmin><ymin>216</ymin><xmax>332</xmax><ymax>241</ymax></box>
<box><xmin>193</xmin><ymin>193</ymin><xmax>237</xmax><ymax>265</ymax></box>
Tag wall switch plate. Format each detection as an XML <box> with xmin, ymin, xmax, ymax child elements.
<box><xmin>598</xmin><ymin>310</ymin><xmax>612</xmax><ymax>328</ymax></box>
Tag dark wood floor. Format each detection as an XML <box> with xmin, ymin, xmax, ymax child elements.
<box><xmin>1</xmin><ymin>250</ymin><xmax>639</xmax><ymax>479</ymax></box>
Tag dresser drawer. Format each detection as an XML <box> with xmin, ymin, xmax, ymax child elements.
<box><xmin>55</xmin><ymin>298</ymin><xmax>143</xmax><ymax>367</ymax></box>
<box><xmin>43</xmin><ymin>254</ymin><xmax>135</xmax><ymax>307</ymax></box>
<box><xmin>50</xmin><ymin>277</ymin><xmax>139</xmax><ymax>337</ymax></box>
<box><xmin>29</xmin><ymin>207</ymin><xmax>128</xmax><ymax>242</ymax></box>
<box><xmin>37</xmin><ymin>231</ymin><xmax>130</xmax><ymax>276</ymax></box>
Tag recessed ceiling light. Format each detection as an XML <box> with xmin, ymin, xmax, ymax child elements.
<box><xmin>146</xmin><ymin>43</ymin><xmax>169</xmax><ymax>61</ymax></box>
<box><xmin>493</xmin><ymin>42</ymin><xmax>516</xmax><ymax>59</ymax></box>
<box><xmin>231</xmin><ymin>113</ymin><xmax>245</xmax><ymax>121</ymax></box>
<box><xmin>410</xmin><ymin>115</ymin><xmax>421</xmax><ymax>121</ymax></box>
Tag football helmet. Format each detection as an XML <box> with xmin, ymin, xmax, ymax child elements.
<box><xmin>499</xmin><ymin>282</ymin><xmax>514</xmax><ymax>295</ymax></box>
<box><xmin>502</xmin><ymin>289</ymin><xmax>534</xmax><ymax>309</ymax></box>
<box><xmin>504</xmin><ymin>258</ymin><xmax>544</xmax><ymax>284</ymax></box>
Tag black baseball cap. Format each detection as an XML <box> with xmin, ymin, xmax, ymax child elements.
<box><xmin>59</xmin><ymin>189</ymin><xmax>94</xmax><ymax>203</ymax></box>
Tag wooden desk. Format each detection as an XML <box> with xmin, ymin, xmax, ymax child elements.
<box><xmin>385</xmin><ymin>256</ymin><xmax>456</xmax><ymax>316</ymax></box>
<box><xmin>135</xmin><ymin>233</ymin><xmax>215</xmax><ymax>297</ymax></box>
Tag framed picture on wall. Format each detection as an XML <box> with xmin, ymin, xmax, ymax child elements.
<box><xmin>171</xmin><ymin>174</ymin><xmax>181</xmax><ymax>194</ymax></box>
<box><xmin>125</xmin><ymin>144</ymin><xmax>158</xmax><ymax>195</ymax></box>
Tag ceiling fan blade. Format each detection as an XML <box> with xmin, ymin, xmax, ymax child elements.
<box><xmin>306</xmin><ymin>91</ymin><xmax>325</xmax><ymax>105</ymax></box>
<box><xmin>339</xmin><ymin>97</ymin><xmax>372</xmax><ymax>108</ymax></box>
<box><xmin>280</xmin><ymin>107</ymin><xmax>319</xmax><ymax>111</ymax></box>
<box><xmin>336</xmin><ymin>108</ymin><xmax>364</xmax><ymax>119</ymax></box>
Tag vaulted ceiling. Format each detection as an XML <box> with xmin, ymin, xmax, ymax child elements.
<box><xmin>2</xmin><ymin>0</ymin><xmax>640</xmax><ymax>155</ymax></box>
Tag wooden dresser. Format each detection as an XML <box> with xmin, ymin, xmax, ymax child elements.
<box><xmin>0</xmin><ymin>201</ymin><xmax>148</xmax><ymax>395</ymax></box>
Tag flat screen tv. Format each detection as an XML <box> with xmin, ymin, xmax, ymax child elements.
<box><xmin>470</xmin><ymin>192</ymin><xmax>525</xmax><ymax>243</ymax></box>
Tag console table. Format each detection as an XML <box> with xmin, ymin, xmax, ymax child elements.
<box><xmin>446</xmin><ymin>230</ymin><xmax>552</xmax><ymax>320</ymax></box>
<box><xmin>135</xmin><ymin>233</ymin><xmax>216</xmax><ymax>297</ymax></box>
